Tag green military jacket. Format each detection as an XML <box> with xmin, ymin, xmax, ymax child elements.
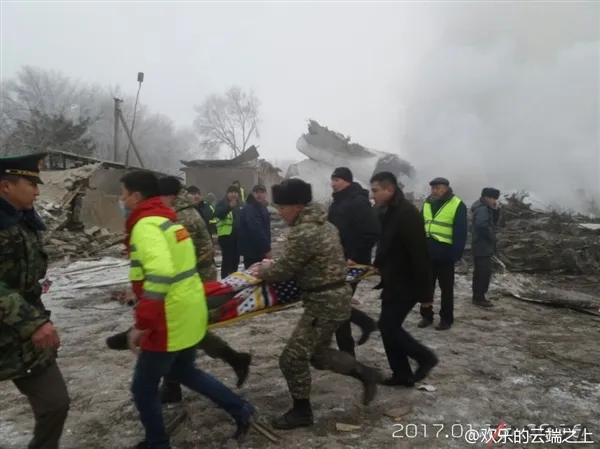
<box><xmin>0</xmin><ymin>198</ymin><xmax>56</xmax><ymax>381</ymax></box>
<box><xmin>259</xmin><ymin>203</ymin><xmax>351</xmax><ymax>321</ymax></box>
<box><xmin>173</xmin><ymin>191</ymin><xmax>218</xmax><ymax>282</ymax></box>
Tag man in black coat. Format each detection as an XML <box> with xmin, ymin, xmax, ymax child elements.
<box><xmin>471</xmin><ymin>187</ymin><xmax>501</xmax><ymax>307</ymax></box>
<box><xmin>328</xmin><ymin>167</ymin><xmax>380</xmax><ymax>357</ymax></box>
<box><xmin>370</xmin><ymin>171</ymin><xmax>438</xmax><ymax>386</ymax></box>
<box><xmin>239</xmin><ymin>185</ymin><xmax>272</xmax><ymax>268</ymax></box>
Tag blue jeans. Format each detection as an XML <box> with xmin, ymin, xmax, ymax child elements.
<box><xmin>131</xmin><ymin>346</ymin><xmax>252</xmax><ymax>448</ymax></box>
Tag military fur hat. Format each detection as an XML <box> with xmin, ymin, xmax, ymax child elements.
<box><xmin>272</xmin><ymin>179</ymin><xmax>312</xmax><ymax>206</ymax></box>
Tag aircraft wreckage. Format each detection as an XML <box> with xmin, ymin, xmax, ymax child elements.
<box><xmin>286</xmin><ymin>120</ymin><xmax>415</xmax><ymax>203</ymax></box>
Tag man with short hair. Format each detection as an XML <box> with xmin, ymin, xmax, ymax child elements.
<box><xmin>186</xmin><ymin>185</ymin><xmax>214</xmax><ymax>229</ymax></box>
<box><xmin>158</xmin><ymin>176</ymin><xmax>252</xmax><ymax>404</ymax></box>
<box><xmin>419</xmin><ymin>177</ymin><xmax>468</xmax><ymax>331</ymax></box>
<box><xmin>370</xmin><ymin>171</ymin><xmax>438</xmax><ymax>387</ymax></box>
<box><xmin>328</xmin><ymin>167</ymin><xmax>379</xmax><ymax>357</ymax></box>
<box><xmin>232</xmin><ymin>180</ymin><xmax>246</xmax><ymax>206</ymax></box>
<box><xmin>239</xmin><ymin>184</ymin><xmax>272</xmax><ymax>268</ymax></box>
<box><xmin>250</xmin><ymin>178</ymin><xmax>381</xmax><ymax>430</ymax></box>
<box><xmin>0</xmin><ymin>152</ymin><xmax>70</xmax><ymax>449</ymax></box>
<box><xmin>119</xmin><ymin>170</ymin><xmax>255</xmax><ymax>449</ymax></box>
<box><xmin>471</xmin><ymin>187</ymin><xmax>501</xmax><ymax>308</ymax></box>
<box><xmin>214</xmin><ymin>186</ymin><xmax>243</xmax><ymax>278</ymax></box>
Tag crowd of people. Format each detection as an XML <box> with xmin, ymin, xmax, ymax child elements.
<box><xmin>0</xmin><ymin>152</ymin><xmax>501</xmax><ymax>449</ymax></box>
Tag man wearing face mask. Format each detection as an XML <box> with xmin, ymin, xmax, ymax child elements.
<box><xmin>0</xmin><ymin>153</ymin><xmax>70</xmax><ymax>449</ymax></box>
<box><xmin>119</xmin><ymin>170</ymin><xmax>255</xmax><ymax>449</ymax></box>
<box><xmin>419</xmin><ymin>177</ymin><xmax>468</xmax><ymax>331</ymax></box>
<box><xmin>471</xmin><ymin>187</ymin><xmax>501</xmax><ymax>308</ymax></box>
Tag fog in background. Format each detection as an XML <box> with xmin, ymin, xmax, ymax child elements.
<box><xmin>400</xmin><ymin>1</ymin><xmax>600</xmax><ymax>208</ymax></box>
<box><xmin>1</xmin><ymin>1</ymin><xmax>599</xmax><ymax>208</ymax></box>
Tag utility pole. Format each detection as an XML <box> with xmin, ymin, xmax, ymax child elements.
<box><xmin>113</xmin><ymin>97</ymin><xmax>123</xmax><ymax>162</ymax></box>
<box><xmin>125</xmin><ymin>72</ymin><xmax>144</xmax><ymax>167</ymax></box>
<box><xmin>113</xmin><ymin>97</ymin><xmax>145</xmax><ymax>168</ymax></box>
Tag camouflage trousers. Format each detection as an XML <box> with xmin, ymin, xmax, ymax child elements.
<box><xmin>280</xmin><ymin>312</ymin><xmax>357</xmax><ymax>400</ymax></box>
<box><xmin>198</xmin><ymin>263</ymin><xmax>218</xmax><ymax>282</ymax></box>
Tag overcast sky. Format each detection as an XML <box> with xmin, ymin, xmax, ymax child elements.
<box><xmin>2</xmin><ymin>1</ymin><xmax>599</xmax><ymax>204</ymax></box>
<box><xmin>1</xmin><ymin>0</ymin><xmax>441</xmax><ymax>162</ymax></box>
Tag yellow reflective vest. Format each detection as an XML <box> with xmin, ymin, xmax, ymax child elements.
<box><xmin>423</xmin><ymin>196</ymin><xmax>462</xmax><ymax>245</ymax></box>
<box><xmin>129</xmin><ymin>216</ymin><xmax>208</xmax><ymax>352</ymax></box>
<box><xmin>209</xmin><ymin>205</ymin><xmax>218</xmax><ymax>225</ymax></box>
<box><xmin>216</xmin><ymin>211</ymin><xmax>233</xmax><ymax>237</ymax></box>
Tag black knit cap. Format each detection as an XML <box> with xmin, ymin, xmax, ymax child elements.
<box><xmin>429</xmin><ymin>177</ymin><xmax>450</xmax><ymax>187</ymax></box>
<box><xmin>331</xmin><ymin>167</ymin><xmax>353</xmax><ymax>183</ymax></box>
<box><xmin>481</xmin><ymin>187</ymin><xmax>501</xmax><ymax>199</ymax></box>
<box><xmin>0</xmin><ymin>152</ymin><xmax>47</xmax><ymax>185</ymax></box>
<box><xmin>272</xmin><ymin>179</ymin><xmax>312</xmax><ymax>206</ymax></box>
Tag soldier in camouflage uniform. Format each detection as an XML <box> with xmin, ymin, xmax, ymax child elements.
<box><xmin>251</xmin><ymin>178</ymin><xmax>382</xmax><ymax>430</ymax></box>
<box><xmin>0</xmin><ymin>153</ymin><xmax>70</xmax><ymax>449</ymax></box>
<box><xmin>157</xmin><ymin>176</ymin><xmax>251</xmax><ymax>403</ymax></box>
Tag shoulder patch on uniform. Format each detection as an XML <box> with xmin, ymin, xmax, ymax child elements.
<box><xmin>175</xmin><ymin>227</ymin><xmax>191</xmax><ymax>243</ymax></box>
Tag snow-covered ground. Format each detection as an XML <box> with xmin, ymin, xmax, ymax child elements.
<box><xmin>1</xmin><ymin>258</ymin><xmax>599</xmax><ymax>448</ymax></box>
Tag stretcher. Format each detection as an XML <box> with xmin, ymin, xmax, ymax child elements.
<box><xmin>205</xmin><ymin>264</ymin><xmax>376</xmax><ymax>328</ymax></box>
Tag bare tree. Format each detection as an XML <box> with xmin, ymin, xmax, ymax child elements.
<box><xmin>193</xmin><ymin>86</ymin><xmax>260</xmax><ymax>158</ymax></box>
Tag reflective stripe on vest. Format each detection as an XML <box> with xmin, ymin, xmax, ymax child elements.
<box><xmin>209</xmin><ymin>205</ymin><xmax>218</xmax><ymax>224</ymax></box>
<box><xmin>128</xmin><ymin>216</ymin><xmax>208</xmax><ymax>351</ymax></box>
<box><xmin>216</xmin><ymin>211</ymin><xmax>233</xmax><ymax>236</ymax></box>
<box><xmin>423</xmin><ymin>196</ymin><xmax>462</xmax><ymax>244</ymax></box>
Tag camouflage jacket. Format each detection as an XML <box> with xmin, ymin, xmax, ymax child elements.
<box><xmin>0</xmin><ymin>198</ymin><xmax>55</xmax><ymax>381</ymax></box>
<box><xmin>259</xmin><ymin>203</ymin><xmax>351</xmax><ymax>321</ymax></box>
<box><xmin>173</xmin><ymin>191</ymin><xmax>218</xmax><ymax>282</ymax></box>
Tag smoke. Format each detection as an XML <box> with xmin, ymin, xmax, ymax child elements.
<box><xmin>400</xmin><ymin>2</ymin><xmax>599</xmax><ymax>210</ymax></box>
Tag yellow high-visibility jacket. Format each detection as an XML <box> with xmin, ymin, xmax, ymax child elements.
<box><xmin>129</xmin><ymin>205</ymin><xmax>208</xmax><ymax>352</ymax></box>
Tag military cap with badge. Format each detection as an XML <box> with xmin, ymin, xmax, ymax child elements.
<box><xmin>0</xmin><ymin>152</ymin><xmax>48</xmax><ymax>184</ymax></box>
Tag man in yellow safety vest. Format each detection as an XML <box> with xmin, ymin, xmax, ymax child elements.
<box><xmin>214</xmin><ymin>185</ymin><xmax>243</xmax><ymax>278</ymax></box>
<box><xmin>232</xmin><ymin>180</ymin><xmax>246</xmax><ymax>206</ymax></box>
<box><xmin>119</xmin><ymin>170</ymin><xmax>255</xmax><ymax>448</ymax></box>
<box><xmin>420</xmin><ymin>177</ymin><xmax>468</xmax><ymax>331</ymax></box>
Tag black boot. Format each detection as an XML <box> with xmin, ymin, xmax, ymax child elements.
<box><xmin>349</xmin><ymin>363</ymin><xmax>382</xmax><ymax>405</ymax></box>
<box><xmin>356</xmin><ymin>319</ymin><xmax>377</xmax><ymax>346</ymax></box>
<box><xmin>134</xmin><ymin>440</ymin><xmax>170</xmax><ymax>449</ymax></box>
<box><xmin>413</xmin><ymin>352</ymin><xmax>439</xmax><ymax>383</ymax></box>
<box><xmin>160</xmin><ymin>379</ymin><xmax>183</xmax><ymax>404</ymax></box>
<box><xmin>106</xmin><ymin>329</ymin><xmax>130</xmax><ymax>350</ymax></box>
<box><xmin>473</xmin><ymin>295</ymin><xmax>494</xmax><ymax>308</ymax></box>
<box><xmin>417</xmin><ymin>319</ymin><xmax>433</xmax><ymax>328</ymax></box>
<box><xmin>271</xmin><ymin>398</ymin><xmax>314</xmax><ymax>430</ymax></box>
<box><xmin>380</xmin><ymin>376</ymin><xmax>415</xmax><ymax>387</ymax></box>
<box><xmin>230</xmin><ymin>352</ymin><xmax>252</xmax><ymax>388</ymax></box>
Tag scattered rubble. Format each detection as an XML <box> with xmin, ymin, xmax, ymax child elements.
<box><xmin>36</xmin><ymin>163</ymin><xmax>124</xmax><ymax>260</ymax></box>
<box><xmin>494</xmin><ymin>192</ymin><xmax>600</xmax><ymax>274</ymax></box>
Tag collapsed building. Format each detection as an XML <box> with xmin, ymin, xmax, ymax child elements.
<box><xmin>181</xmin><ymin>145</ymin><xmax>283</xmax><ymax>200</ymax></box>
<box><xmin>286</xmin><ymin>120</ymin><xmax>415</xmax><ymax>203</ymax></box>
<box><xmin>37</xmin><ymin>150</ymin><xmax>171</xmax><ymax>260</ymax></box>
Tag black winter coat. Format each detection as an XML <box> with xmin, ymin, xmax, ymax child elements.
<box><xmin>327</xmin><ymin>182</ymin><xmax>380</xmax><ymax>265</ymax></box>
<box><xmin>238</xmin><ymin>195</ymin><xmax>271</xmax><ymax>259</ymax></box>
<box><xmin>373</xmin><ymin>190</ymin><xmax>432</xmax><ymax>304</ymax></box>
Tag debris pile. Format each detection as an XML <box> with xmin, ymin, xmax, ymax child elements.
<box><xmin>496</xmin><ymin>192</ymin><xmax>600</xmax><ymax>274</ymax></box>
<box><xmin>37</xmin><ymin>164</ymin><xmax>124</xmax><ymax>260</ymax></box>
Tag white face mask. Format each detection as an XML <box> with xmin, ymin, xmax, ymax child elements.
<box><xmin>118</xmin><ymin>199</ymin><xmax>130</xmax><ymax>218</ymax></box>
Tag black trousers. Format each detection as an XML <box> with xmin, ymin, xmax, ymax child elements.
<box><xmin>335</xmin><ymin>283</ymin><xmax>376</xmax><ymax>357</ymax></box>
<box><xmin>218</xmin><ymin>235</ymin><xmax>240</xmax><ymax>279</ymax></box>
<box><xmin>243</xmin><ymin>256</ymin><xmax>263</xmax><ymax>269</ymax></box>
<box><xmin>421</xmin><ymin>260</ymin><xmax>455</xmax><ymax>324</ymax></box>
<box><xmin>379</xmin><ymin>298</ymin><xmax>436</xmax><ymax>379</ymax></box>
<box><xmin>472</xmin><ymin>256</ymin><xmax>493</xmax><ymax>297</ymax></box>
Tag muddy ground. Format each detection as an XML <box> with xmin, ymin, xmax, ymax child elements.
<box><xmin>1</xmin><ymin>258</ymin><xmax>599</xmax><ymax>449</ymax></box>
